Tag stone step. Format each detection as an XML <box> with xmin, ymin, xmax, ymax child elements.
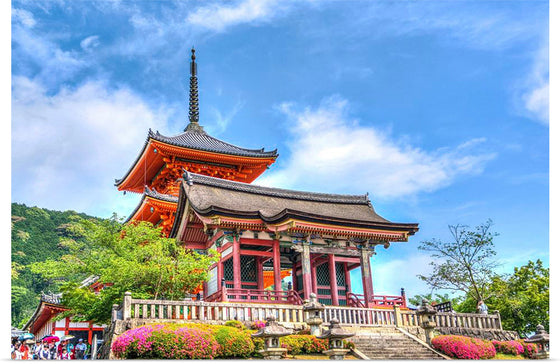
<box><xmin>351</xmin><ymin>329</ymin><xmax>445</xmax><ymax>360</ymax></box>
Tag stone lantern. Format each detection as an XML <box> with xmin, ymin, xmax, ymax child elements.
<box><xmin>317</xmin><ymin>319</ymin><xmax>355</xmax><ymax>360</ymax></box>
<box><xmin>416</xmin><ymin>298</ymin><xmax>438</xmax><ymax>344</ymax></box>
<box><xmin>525</xmin><ymin>324</ymin><xmax>549</xmax><ymax>359</ymax></box>
<box><xmin>303</xmin><ymin>293</ymin><xmax>325</xmax><ymax>336</ymax></box>
<box><xmin>251</xmin><ymin>316</ymin><xmax>292</xmax><ymax>360</ymax></box>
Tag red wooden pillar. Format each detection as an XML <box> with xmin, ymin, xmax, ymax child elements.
<box><xmin>360</xmin><ymin>247</ymin><xmax>374</xmax><ymax>308</ymax></box>
<box><xmin>344</xmin><ymin>262</ymin><xmax>352</xmax><ymax>293</ymax></box>
<box><xmin>311</xmin><ymin>262</ymin><xmax>317</xmax><ymax>294</ymax></box>
<box><xmin>273</xmin><ymin>240</ymin><xmax>282</xmax><ymax>291</ymax></box>
<box><xmin>301</xmin><ymin>244</ymin><xmax>313</xmax><ymax>300</ymax></box>
<box><xmin>256</xmin><ymin>257</ymin><xmax>264</xmax><ymax>290</ymax></box>
<box><xmin>232</xmin><ymin>236</ymin><xmax>241</xmax><ymax>290</ymax></box>
<box><xmin>328</xmin><ymin>254</ymin><xmax>339</xmax><ymax>306</ymax></box>
<box><xmin>292</xmin><ymin>265</ymin><xmax>298</xmax><ymax>291</ymax></box>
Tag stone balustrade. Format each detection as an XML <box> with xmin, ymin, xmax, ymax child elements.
<box><xmin>112</xmin><ymin>293</ymin><xmax>502</xmax><ymax>332</ymax></box>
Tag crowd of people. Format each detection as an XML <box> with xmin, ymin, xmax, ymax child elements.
<box><xmin>11</xmin><ymin>338</ymin><xmax>89</xmax><ymax>360</ymax></box>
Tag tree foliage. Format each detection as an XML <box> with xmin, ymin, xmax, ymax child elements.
<box><xmin>11</xmin><ymin>203</ymin><xmax>96</xmax><ymax>327</ymax></box>
<box><xmin>31</xmin><ymin>217</ymin><xmax>218</xmax><ymax>324</ymax></box>
<box><xmin>408</xmin><ymin>292</ymin><xmax>462</xmax><ymax>308</ymax></box>
<box><xmin>418</xmin><ymin>220</ymin><xmax>498</xmax><ymax>302</ymax></box>
<box><xmin>485</xmin><ymin>260</ymin><xmax>549</xmax><ymax>336</ymax></box>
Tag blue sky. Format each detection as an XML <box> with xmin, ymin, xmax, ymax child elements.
<box><xmin>11</xmin><ymin>0</ymin><xmax>549</xmax><ymax>301</ymax></box>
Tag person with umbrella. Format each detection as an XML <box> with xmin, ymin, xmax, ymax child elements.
<box><xmin>37</xmin><ymin>340</ymin><xmax>51</xmax><ymax>360</ymax></box>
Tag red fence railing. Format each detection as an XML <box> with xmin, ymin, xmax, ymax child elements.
<box><xmin>347</xmin><ymin>292</ymin><xmax>406</xmax><ymax>308</ymax></box>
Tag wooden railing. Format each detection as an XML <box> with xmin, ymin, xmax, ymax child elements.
<box><xmin>225</xmin><ymin>289</ymin><xmax>303</xmax><ymax>305</ymax></box>
<box><xmin>346</xmin><ymin>292</ymin><xmax>406</xmax><ymax>308</ymax></box>
<box><xmin>114</xmin><ymin>293</ymin><xmax>502</xmax><ymax>332</ymax></box>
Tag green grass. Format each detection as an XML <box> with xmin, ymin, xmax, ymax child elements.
<box><xmin>493</xmin><ymin>353</ymin><xmax>525</xmax><ymax>360</ymax></box>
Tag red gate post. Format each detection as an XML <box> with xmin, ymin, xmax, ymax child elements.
<box><xmin>273</xmin><ymin>240</ymin><xmax>282</xmax><ymax>291</ymax></box>
<box><xmin>256</xmin><ymin>257</ymin><xmax>264</xmax><ymax>290</ymax></box>
<box><xmin>344</xmin><ymin>262</ymin><xmax>352</xmax><ymax>294</ymax></box>
<box><xmin>233</xmin><ymin>235</ymin><xmax>241</xmax><ymax>290</ymax></box>
<box><xmin>328</xmin><ymin>254</ymin><xmax>339</xmax><ymax>306</ymax></box>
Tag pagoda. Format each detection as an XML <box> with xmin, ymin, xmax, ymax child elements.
<box><xmin>117</xmin><ymin>48</ymin><xmax>419</xmax><ymax>308</ymax></box>
<box><xmin>116</xmin><ymin>49</ymin><xmax>278</xmax><ymax>235</ymax></box>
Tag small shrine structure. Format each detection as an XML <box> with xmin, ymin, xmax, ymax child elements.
<box><xmin>117</xmin><ymin>48</ymin><xmax>418</xmax><ymax>309</ymax></box>
<box><xmin>23</xmin><ymin>292</ymin><xmax>105</xmax><ymax>344</ymax></box>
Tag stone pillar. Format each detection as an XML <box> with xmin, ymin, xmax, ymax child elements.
<box><xmin>318</xmin><ymin>319</ymin><xmax>355</xmax><ymax>360</ymax></box>
<box><xmin>273</xmin><ymin>240</ymin><xmax>282</xmax><ymax>291</ymax></box>
<box><xmin>303</xmin><ymin>293</ymin><xmax>325</xmax><ymax>337</ymax></box>
<box><xmin>416</xmin><ymin>299</ymin><xmax>437</xmax><ymax>345</ymax></box>
<box><xmin>123</xmin><ymin>291</ymin><xmax>132</xmax><ymax>320</ymax></box>
<box><xmin>328</xmin><ymin>254</ymin><xmax>339</xmax><ymax>306</ymax></box>
<box><xmin>301</xmin><ymin>243</ymin><xmax>313</xmax><ymax>300</ymax></box>
<box><xmin>232</xmin><ymin>236</ymin><xmax>241</xmax><ymax>290</ymax></box>
<box><xmin>359</xmin><ymin>246</ymin><xmax>375</xmax><ymax>308</ymax></box>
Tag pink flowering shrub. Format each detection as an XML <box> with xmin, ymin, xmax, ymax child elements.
<box><xmin>516</xmin><ymin>340</ymin><xmax>538</xmax><ymax>358</ymax></box>
<box><xmin>431</xmin><ymin>335</ymin><xmax>496</xmax><ymax>359</ymax></box>
<box><xmin>251</xmin><ymin>320</ymin><xmax>266</xmax><ymax>329</ymax></box>
<box><xmin>492</xmin><ymin>340</ymin><xmax>524</xmax><ymax>356</ymax></box>
<box><xmin>111</xmin><ymin>324</ymin><xmax>219</xmax><ymax>359</ymax></box>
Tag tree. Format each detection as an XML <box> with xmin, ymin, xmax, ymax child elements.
<box><xmin>408</xmin><ymin>292</ymin><xmax>462</xmax><ymax>308</ymax></box>
<box><xmin>484</xmin><ymin>260</ymin><xmax>549</xmax><ymax>337</ymax></box>
<box><xmin>418</xmin><ymin>220</ymin><xmax>498</xmax><ymax>303</ymax></box>
<box><xmin>31</xmin><ymin>217</ymin><xmax>218</xmax><ymax>324</ymax></box>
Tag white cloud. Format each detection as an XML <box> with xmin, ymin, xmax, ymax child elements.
<box><xmin>187</xmin><ymin>0</ymin><xmax>288</xmax><ymax>32</ymax></box>
<box><xmin>80</xmin><ymin>35</ymin><xmax>100</xmax><ymax>51</ymax></box>
<box><xmin>12</xmin><ymin>19</ymin><xmax>88</xmax><ymax>88</ymax></box>
<box><xmin>12</xmin><ymin>8</ymin><xmax>36</xmax><ymax>28</ymax></box>
<box><xmin>257</xmin><ymin>96</ymin><xmax>495</xmax><ymax>199</ymax></box>
<box><xmin>11</xmin><ymin>76</ymin><xmax>171</xmax><ymax>217</ymax></box>
<box><xmin>520</xmin><ymin>43</ymin><xmax>549</xmax><ymax>124</ymax></box>
<box><xmin>206</xmin><ymin>100</ymin><xmax>245</xmax><ymax>134</ymax></box>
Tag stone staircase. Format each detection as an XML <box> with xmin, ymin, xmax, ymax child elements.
<box><xmin>349</xmin><ymin>327</ymin><xmax>447</xmax><ymax>360</ymax></box>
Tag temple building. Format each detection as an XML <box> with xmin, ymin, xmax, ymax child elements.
<box><xmin>117</xmin><ymin>48</ymin><xmax>418</xmax><ymax>308</ymax></box>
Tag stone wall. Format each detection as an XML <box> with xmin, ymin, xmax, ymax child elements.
<box><xmin>435</xmin><ymin>327</ymin><xmax>519</xmax><ymax>341</ymax></box>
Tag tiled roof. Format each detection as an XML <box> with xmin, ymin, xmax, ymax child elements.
<box><xmin>144</xmin><ymin>186</ymin><xmax>180</xmax><ymax>203</ymax></box>
<box><xmin>184</xmin><ymin>172</ymin><xmax>369</xmax><ymax>204</ymax></box>
<box><xmin>124</xmin><ymin>187</ymin><xmax>178</xmax><ymax>223</ymax></box>
<box><xmin>115</xmin><ymin>127</ymin><xmax>278</xmax><ymax>186</ymax></box>
<box><xmin>181</xmin><ymin>172</ymin><xmax>418</xmax><ymax>233</ymax></box>
<box><xmin>150</xmin><ymin>128</ymin><xmax>278</xmax><ymax>158</ymax></box>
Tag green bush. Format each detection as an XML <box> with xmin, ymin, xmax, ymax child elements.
<box><xmin>212</xmin><ymin>326</ymin><xmax>255</xmax><ymax>358</ymax></box>
<box><xmin>225</xmin><ymin>320</ymin><xmax>245</xmax><ymax>330</ymax></box>
<box><xmin>280</xmin><ymin>335</ymin><xmax>329</xmax><ymax>355</ymax></box>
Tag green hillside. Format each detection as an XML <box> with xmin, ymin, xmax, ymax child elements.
<box><xmin>11</xmin><ymin>203</ymin><xmax>102</xmax><ymax>327</ymax></box>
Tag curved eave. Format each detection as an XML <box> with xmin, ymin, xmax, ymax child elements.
<box><xmin>23</xmin><ymin>301</ymin><xmax>68</xmax><ymax>333</ymax></box>
<box><xmin>116</xmin><ymin>135</ymin><xmax>278</xmax><ymax>191</ymax></box>
<box><xmin>125</xmin><ymin>193</ymin><xmax>178</xmax><ymax>224</ymax></box>
<box><xmin>169</xmin><ymin>186</ymin><xmax>189</xmax><ymax>239</ymax></box>
<box><xmin>191</xmin><ymin>205</ymin><xmax>418</xmax><ymax>236</ymax></box>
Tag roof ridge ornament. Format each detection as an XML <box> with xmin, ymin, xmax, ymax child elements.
<box><xmin>185</xmin><ymin>47</ymin><xmax>204</xmax><ymax>133</ymax></box>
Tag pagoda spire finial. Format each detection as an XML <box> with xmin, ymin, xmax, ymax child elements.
<box><xmin>185</xmin><ymin>47</ymin><xmax>204</xmax><ymax>132</ymax></box>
